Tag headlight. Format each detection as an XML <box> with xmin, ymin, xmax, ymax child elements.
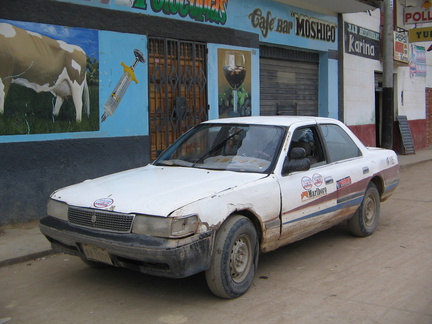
<box><xmin>47</xmin><ymin>199</ymin><xmax>68</xmax><ymax>221</ymax></box>
<box><xmin>171</xmin><ymin>215</ymin><xmax>199</xmax><ymax>237</ymax></box>
<box><xmin>132</xmin><ymin>214</ymin><xmax>199</xmax><ymax>238</ymax></box>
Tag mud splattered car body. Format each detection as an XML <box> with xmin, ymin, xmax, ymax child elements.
<box><xmin>40</xmin><ymin>116</ymin><xmax>399</xmax><ymax>298</ymax></box>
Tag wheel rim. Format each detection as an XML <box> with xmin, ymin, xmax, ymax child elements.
<box><xmin>229</xmin><ymin>234</ymin><xmax>253</xmax><ymax>283</ymax></box>
<box><xmin>364</xmin><ymin>194</ymin><xmax>377</xmax><ymax>227</ymax></box>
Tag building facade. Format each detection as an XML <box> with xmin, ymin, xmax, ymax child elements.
<box><xmin>2</xmin><ymin>0</ymin><xmax>407</xmax><ymax>225</ymax></box>
<box><xmin>343</xmin><ymin>0</ymin><xmax>432</xmax><ymax>152</ymax></box>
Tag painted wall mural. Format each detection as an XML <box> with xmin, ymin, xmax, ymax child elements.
<box><xmin>0</xmin><ymin>19</ymin><xmax>148</xmax><ymax>143</ymax></box>
<box><xmin>217</xmin><ymin>48</ymin><xmax>251</xmax><ymax>118</ymax></box>
<box><xmin>0</xmin><ymin>20</ymin><xmax>99</xmax><ymax>136</ymax></box>
<box><xmin>101</xmin><ymin>49</ymin><xmax>145</xmax><ymax>122</ymax></box>
<box><xmin>1</xmin><ymin>0</ymin><xmax>339</xmax><ymax>143</ymax></box>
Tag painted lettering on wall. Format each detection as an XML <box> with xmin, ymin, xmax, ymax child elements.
<box><xmin>344</xmin><ymin>22</ymin><xmax>380</xmax><ymax>60</ymax></box>
<box><xmin>248</xmin><ymin>8</ymin><xmax>335</xmax><ymax>42</ymax></box>
<box><xmin>150</xmin><ymin>0</ymin><xmax>228</xmax><ymax>25</ymax></box>
<box><xmin>291</xmin><ymin>12</ymin><xmax>336</xmax><ymax>43</ymax></box>
<box><xmin>85</xmin><ymin>0</ymin><xmax>228</xmax><ymax>25</ymax></box>
<box><xmin>248</xmin><ymin>8</ymin><xmax>293</xmax><ymax>38</ymax></box>
<box><xmin>131</xmin><ymin>0</ymin><xmax>147</xmax><ymax>9</ymax></box>
<box><xmin>132</xmin><ymin>0</ymin><xmax>229</xmax><ymax>25</ymax></box>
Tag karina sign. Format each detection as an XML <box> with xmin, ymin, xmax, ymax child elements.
<box><xmin>344</xmin><ymin>22</ymin><xmax>380</xmax><ymax>60</ymax></box>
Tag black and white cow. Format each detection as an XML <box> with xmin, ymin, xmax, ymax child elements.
<box><xmin>0</xmin><ymin>23</ymin><xmax>90</xmax><ymax>121</ymax></box>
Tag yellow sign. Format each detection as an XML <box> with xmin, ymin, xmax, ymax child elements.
<box><xmin>409</xmin><ymin>27</ymin><xmax>432</xmax><ymax>42</ymax></box>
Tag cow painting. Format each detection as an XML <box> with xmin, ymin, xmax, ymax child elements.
<box><xmin>0</xmin><ymin>23</ymin><xmax>90</xmax><ymax>122</ymax></box>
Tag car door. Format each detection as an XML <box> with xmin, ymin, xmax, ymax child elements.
<box><xmin>317</xmin><ymin>123</ymin><xmax>368</xmax><ymax>219</ymax></box>
<box><xmin>277</xmin><ymin>122</ymin><xmax>338</xmax><ymax>245</ymax></box>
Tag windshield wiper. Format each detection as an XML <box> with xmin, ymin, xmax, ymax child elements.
<box><xmin>155</xmin><ymin>159</ymin><xmax>193</xmax><ymax>167</ymax></box>
<box><xmin>192</xmin><ymin>129</ymin><xmax>244</xmax><ymax>167</ymax></box>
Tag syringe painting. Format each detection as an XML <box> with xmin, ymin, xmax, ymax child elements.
<box><xmin>102</xmin><ymin>49</ymin><xmax>145</xmax><ymax>122</ymax></box>
<box><xmin>0</xmin><ymin>20</ymin><xmax>99</xmax><ymax>135</ymax></box>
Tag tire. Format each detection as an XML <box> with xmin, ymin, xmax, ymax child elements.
<box><xmin>348</xmin><ymin>182</ymin><xmax>380</xmax><ymax>237</ymax></box>
<box><xmin>205</xmin><ymin>215</ymin><xmax>259</xmax><ymax>299</ymax></box>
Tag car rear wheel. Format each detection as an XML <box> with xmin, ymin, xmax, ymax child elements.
<box><xmin>205</xmin><ymin>215</ymin><xmax>258</xmax><ymax>299</ymax></box>
<box><xmin>348</xmin><ymin>182</ymin><xmax>380</xmax><ymax>237</ymax></box>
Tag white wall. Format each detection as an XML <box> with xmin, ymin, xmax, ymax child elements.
<box><xmin>343</xmin><ymin>9</ymin><xmax>382</xmax><ymax>126</ymax></box>
<box><xmin>396</xmin><ymin>64</ymin><xmax>426</xmax><ymax>119</ymax></box>
<box><xmin>394</xmin><ymin>0</ymin><xmax>427</xmax><ymax>120</ymax></box>
<box><xmin>344</xmin><ymin>1</ymin><xmax>432</xmax><ymax>125</ymax></box>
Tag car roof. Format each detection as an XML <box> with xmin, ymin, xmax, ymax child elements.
<box><xmin>203</xmin><ymin>116</ymin><xmax>339</xmax><ymax>127</ymax></box>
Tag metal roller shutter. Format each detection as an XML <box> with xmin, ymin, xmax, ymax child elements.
<box><xmin>260</xmin><ymin>46</ymin><xmax>319</xmax><ymax>116</ymax></box>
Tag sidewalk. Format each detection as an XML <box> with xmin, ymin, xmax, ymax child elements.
<box><xmin>1</xmin><ymin>147</ymin><xmax>432</xmax><ymax>267</ymax></box>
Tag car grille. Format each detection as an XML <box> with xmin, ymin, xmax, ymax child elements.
<box><xmin>68</xmin><ymin>206</ymin><xmax>135</xmax><ymax>233</ymax></box>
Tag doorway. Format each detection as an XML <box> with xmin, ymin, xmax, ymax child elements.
<box><xmin>148</xmin><ymin>38</ymin><xmax>208</xmax><ymax>160</ymax></box>
<box><xmin>375</xmin><ymin>72</ymin><xmax>383</xmax><ymax>147</ymax></box>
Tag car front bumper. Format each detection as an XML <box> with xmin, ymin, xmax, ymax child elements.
<box><xmin>39</xmin><ymin>216</ymin><xmax>214</xmax><ymax>278</ymax></box>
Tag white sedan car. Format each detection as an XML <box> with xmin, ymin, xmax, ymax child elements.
<box><xmin>40</xmin><ymin>116</ymin><xmax>400</xmax><ymax>298</ymax></box>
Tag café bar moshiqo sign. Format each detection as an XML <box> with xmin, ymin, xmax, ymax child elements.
<box><xmin>344</xmin><ymin>22</ymin><xmax>380</xmax><ymax>60</ymax></box>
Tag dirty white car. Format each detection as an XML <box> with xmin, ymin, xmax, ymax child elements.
<box><xmin>40</xmin><ymin>116</ymin><xmax>400</xmax><ymax>298</ymax></box>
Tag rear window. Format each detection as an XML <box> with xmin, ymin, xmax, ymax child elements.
<box><xmin>320</xmin><ymin>124</ymin><xmax>362</xmax><ymax>162</ymax></box>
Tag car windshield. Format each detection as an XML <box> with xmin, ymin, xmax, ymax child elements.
<box><xmin>154</xmin><ymin>123</ymin><xmax>286</xmax><ymax>173</ymax></box>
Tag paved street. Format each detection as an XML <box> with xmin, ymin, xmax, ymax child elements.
<box><xmin>1</xmin><ymin>162</ymin><xmax>431</xmax><ymax>324</ymax></box>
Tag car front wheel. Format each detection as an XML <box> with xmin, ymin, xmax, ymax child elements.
<box><xmin>348</xmin><ymin>182</ymin><xmax>380</xmax><ymax>237</ymax></box>
<box><xmin>205</xmin><ymin>215</ymin><xmax>258</xmax><ymax>299</ymax></box>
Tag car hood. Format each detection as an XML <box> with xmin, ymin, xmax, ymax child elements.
<box><xmin>51</xmin><ymin>165</ymin><xmax>267</xmax><ymax>216</ymax></box>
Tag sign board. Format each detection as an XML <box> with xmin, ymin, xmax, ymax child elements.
<box><xmin>410</xmin><ymin>45</ymin><xmax>426</xmax><ymax>78</ymax></box>
<box><xmin>404</xmin><ymin>6</ymin><xmax>432</xmax><ymax>24</ymax></box>
<box><xmin>344</xmin><ymin>22</ymin><xmax>380</xmax><ymax>60</ymax></box>
<box><xmin>394</xmin><ymin>31</ymin><xmax>409</xmax><ymax>64</ymax></box>
<box><xmin>409</xmin><ymin>27</ymin><xmax>432</xmax><ymax>42</ymax></box>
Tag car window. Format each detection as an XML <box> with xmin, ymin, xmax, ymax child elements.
<box><xmin>154</xmin><ymin>124</ymin><xmax>285</xmax><ymax>173</ymax></box>
<box><xmin>289</xmin><ymin>126</ymin><xmax>326</xmax><ymax>167</ymax></box>
<box><xmin>320</xmin><ymin>124</ymin><xmax>362</xmax><ymax>162</ymax></box>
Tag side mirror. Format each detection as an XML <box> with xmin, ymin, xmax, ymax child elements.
<box><xmin>283</xmin><ymin>147</ymin><xmax>311</xmax><ymax>175</ymax></box>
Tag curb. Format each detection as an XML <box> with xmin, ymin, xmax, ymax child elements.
<box><xmin>0</xmin><ymin>249</ymin><xmax>54</xmax><ymax>268</ymax></box>
<box><xmin>400</xmin><ymin>158</ymin><xmax>432</xmax><ymax>169</ymax></box>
